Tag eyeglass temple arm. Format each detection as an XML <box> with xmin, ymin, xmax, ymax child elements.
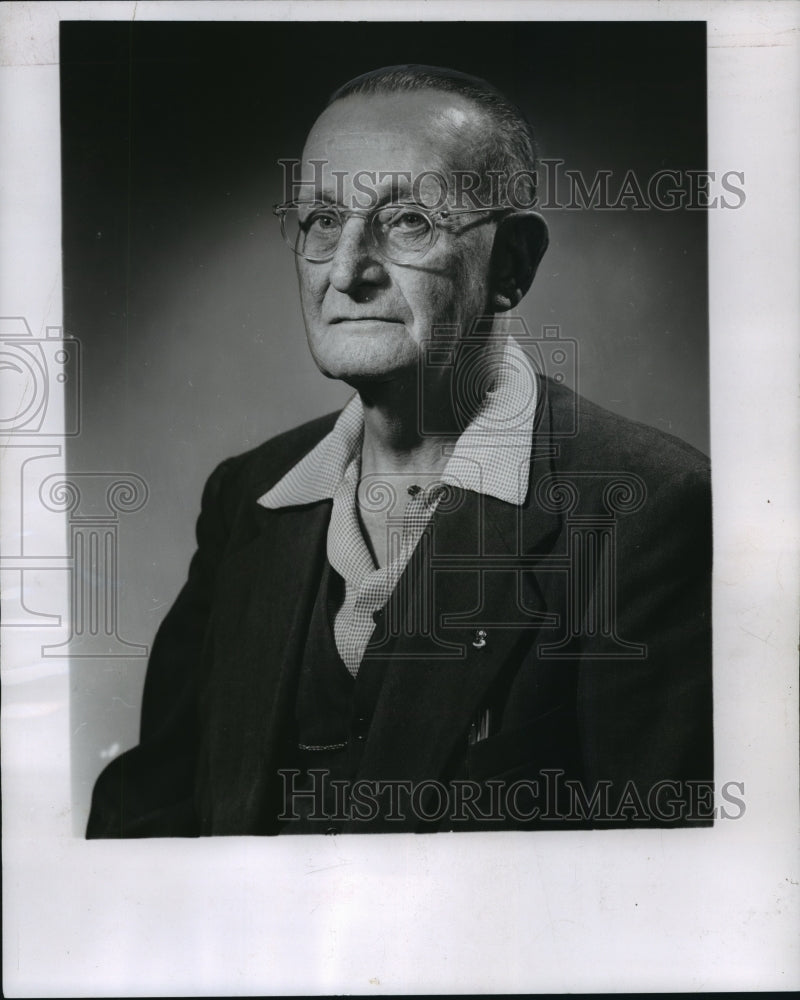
<box><xmin>436</xmin><ymin>206</ymin><xmax>544</xmax><ymax>219</ymax></box>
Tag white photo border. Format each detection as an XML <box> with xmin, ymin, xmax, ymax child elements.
<box><xmin>1</xmin><ymin>1</ymin><xmax>798</xmax><ymax>995</ymax></box>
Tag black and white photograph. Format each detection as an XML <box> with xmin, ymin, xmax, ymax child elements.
<box><xmin>65</xmin><ymin>19</ymin><xmax>714</xmax><ymax>838</ymax></box>
<box><xmin>1</xmin><ymin>1</ymin><xmax>797</xmax><ymax>995</ymax></box>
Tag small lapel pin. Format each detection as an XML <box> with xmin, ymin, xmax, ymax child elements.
<box><xmin>472</xmin><ymin>629</ymin><xmax>488</xmax><ymax>649</ymax></box>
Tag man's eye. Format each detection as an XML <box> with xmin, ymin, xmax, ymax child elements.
<box><xmin>392</xmin><ymin>210</ymin><xmax>427</xmax><ymax>230</ymax></box>
<box><xmin>302</xmin><ymin>210</ymin><xmax>339</xmax><ymax>232</ymax></box>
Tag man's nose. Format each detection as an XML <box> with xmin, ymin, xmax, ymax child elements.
<box><xmin>328</xmin><ymin>216</ymin><xmax>387</xmax><ymax>294</ymax></box>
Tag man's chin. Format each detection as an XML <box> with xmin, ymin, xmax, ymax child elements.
<box><xmin>318</xmin><ymin>364</ymin><xmax>411</xmax><ymax>391</ymax></box>
<box><xmin>310</xmin><ymin>347</ymin><xmax>417</xmax><ymax>388</ymax></box>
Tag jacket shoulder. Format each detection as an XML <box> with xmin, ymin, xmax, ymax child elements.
<box><xmin>205</xmin><ymin>409</ymin><xmax>340</xmax><ymax>519</ymax></box>
<box><xmin>544</xmin><ymin>379</ymin><xmax>709</xmax><ymax>483</ymax></box>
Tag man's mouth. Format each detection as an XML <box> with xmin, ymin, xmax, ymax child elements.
<box><xmin>330</xmin><ymin>316</ymin><xmax>403</xmax><ymax>324</ymax></box>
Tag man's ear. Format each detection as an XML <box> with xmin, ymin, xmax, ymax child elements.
<box><xmin>489</xmin><ymin>211</ymin><xmax>549</xmax><ymax>312</ymax></box>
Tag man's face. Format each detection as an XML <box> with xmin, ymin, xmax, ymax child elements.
<box><xmin>296</xmin><ymin>90</ymin><xmax>498</xmax><ymax>388</ymax></box>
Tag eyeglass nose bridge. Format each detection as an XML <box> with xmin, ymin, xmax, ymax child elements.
<box><xmin>330</xmin><ymin>206</ymin><xmax>424</xmax><ymax>267</ymax></box>
<box><xmin>332</xmin><ymin>207</ymin><xmax>379</xmax><ymax>258</ymax></box>
<box><xmin>324</xmin><ymin>210</ymin><xmax>389</xmax><ymax>284</ymax></box>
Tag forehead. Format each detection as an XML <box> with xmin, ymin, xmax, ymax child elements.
<box><xmin>302</xmin><ymin>90</ymin><xmax>486</xmax><ymax>184</ymax></box>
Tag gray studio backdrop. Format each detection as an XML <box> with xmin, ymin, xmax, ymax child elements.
<box><xmin>61</xmin><ymin>22</ymin><xmax>709</xmax><ymax>831</ymax></box>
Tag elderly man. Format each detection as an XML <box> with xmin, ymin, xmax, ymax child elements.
<box><xmin>87</xmin><ymin>65</ymin><xmax>712</xmax><ymax>837</ymax></box>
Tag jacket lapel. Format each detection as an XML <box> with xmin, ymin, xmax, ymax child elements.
<box><xmin>199</xmin><ymin>500</ymin><xmax>331</xmax><ymax>833</ymax></box>
<box><xmin>351</xmin><ymin>435</ymin><xmax>562</xmax><ymax>828</ymax></box>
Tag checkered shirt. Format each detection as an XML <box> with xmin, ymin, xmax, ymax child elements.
<box><xmin>259</xmin><ymin>336</ymin><xmax>538</xmax><ymax>675</ymax></box>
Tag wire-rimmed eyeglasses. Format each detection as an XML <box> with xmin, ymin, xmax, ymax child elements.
<box><xmin>272</xmin><ymin>201</ymin><xmax>516</xmax><ymax>265</ymax></box>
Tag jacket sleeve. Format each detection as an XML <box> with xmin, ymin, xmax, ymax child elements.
<box><xmin>576</xmin><ymin>463</ymin><xmax>713</xmax><ymax>823</ymax></box>
<box><xmin>86</xmin><ymin>458</ymin><xmax>234</xmax><ymax>838</ymax></box>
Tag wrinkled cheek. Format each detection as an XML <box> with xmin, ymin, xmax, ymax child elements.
<box><xmin>297</xmin><ymin>276</ymin><xmax>325</xmax><ymax>331</ymax></box>
<box><xmin>427</xmin><ymin>268</ymin><xmax>486</xmax><ymax>335</ymax></box>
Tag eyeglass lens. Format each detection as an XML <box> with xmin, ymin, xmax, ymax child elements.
<box><xmin>281</xmin><ymin>204</ymin><xmax>436</xmax><ymax>263</ymax></box>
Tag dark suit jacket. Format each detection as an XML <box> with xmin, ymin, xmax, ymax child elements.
<box><xmin>87</xmin><ymin>378</ymin><xmax>712</xmax><ymax>837</ymax></box>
